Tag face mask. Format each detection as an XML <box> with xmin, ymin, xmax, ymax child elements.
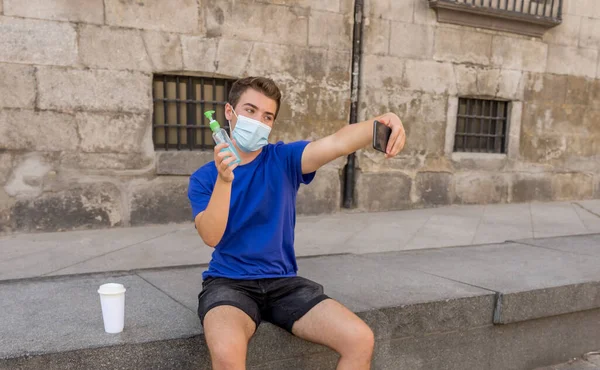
<box><xmin>231</xmin><ymin>109</ymin><xmax>272</xmax><ymax>153</ymax></box>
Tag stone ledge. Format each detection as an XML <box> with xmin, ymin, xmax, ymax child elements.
<box><xmin>429</xmin><ymin>0</ymin><xmax>562</xmax><ymax>38</ymax></box>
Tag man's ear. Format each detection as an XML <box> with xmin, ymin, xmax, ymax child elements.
<box><xmin>224</xmin><ymin>103</ymin><xmax>234</xmax><ymax>121</ymax></box>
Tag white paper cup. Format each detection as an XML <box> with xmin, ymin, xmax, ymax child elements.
<box><xmin>98</xmin><ymin>283</ymin><xmax>126</xmax><ymax>334</ymax></box>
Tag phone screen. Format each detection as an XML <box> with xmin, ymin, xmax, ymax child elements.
<box><xmin>373</xmin><ymin>120</ymin><xmax>392</xmax><ymax>153</ymax></box>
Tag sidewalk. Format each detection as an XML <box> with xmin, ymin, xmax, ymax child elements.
<box><xmin>1</xmin><ymin>200</ymin><xmax>599</xmax><ymax>281</ymax></box>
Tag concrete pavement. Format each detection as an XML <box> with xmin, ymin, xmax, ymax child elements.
<box><xmin>1</xmin><ymin>200</ymin><xmax>600</xmax><ymax>281</ymax></box>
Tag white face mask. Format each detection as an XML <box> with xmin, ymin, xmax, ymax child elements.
<box><xmin>230</xmin><ymin>109</ymin><xmax>272</xmax><ymax>152</ymax></box>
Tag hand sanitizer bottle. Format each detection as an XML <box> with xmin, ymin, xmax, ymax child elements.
<box><xmin>204</xmin><ymin>110</ymin><xmax>241</xmax><ymax>166</ymax></box>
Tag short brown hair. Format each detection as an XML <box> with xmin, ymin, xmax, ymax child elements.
<box><xmin>228</xmin><ymin>76</ymin><xmax>282</xmax><ymax>119</ymax></box>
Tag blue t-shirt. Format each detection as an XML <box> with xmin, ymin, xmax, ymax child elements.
<box><xmin>187</xmin><ymin>141</ymin><xmax>316</xmax><ymax>280</ymax></box>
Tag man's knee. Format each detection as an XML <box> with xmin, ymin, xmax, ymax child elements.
<box><xmin>341</xmin><ymin>321</ymin><xmax>375</xmax><ymax>358</ymax></box>
<box><xmin>208</xmin><ymin>339</ymin><xmax>246</xmax><ymax>369</ymax></box>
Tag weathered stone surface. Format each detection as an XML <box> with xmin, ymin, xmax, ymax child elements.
<box><xmin>246</xmin><ymin>42</ymin><xmax>305</xmax><ymax>78</ymax></box>
<box><xmin>129</xmin><ymin>177</ymin><xmax>192</xmax><ymax>226</ymax></box>
<box><xmin>4</xmin><ymin>152</ymin><xmax>59</xmax><ymax>198</ymax></box>
<box><xmin>367</xmin><ymin>0</ymin><xmax>413</xmax><ymax>23</ymax></box>
<box><xmin>414</xmin><ymin>0</ymin><xmax>438</xmax><ymax>25</ymax></box>
<box><xmin>389</xmin><ymin>22</ymin><xmax>434</xmax><ymax>59</ymax></box>
<box><xmin>552</xmin><ymin>173</ymin><xmax>594</xmax><ymax>201</ymax></box>
<box><xmin>76</xmin><ymin>112</ymin><xmax>151</xmax><ymax>154</ymax></box>
<box><xmin>543</xmin><ymin>14</ymin><xmax>582</xmax><ymax>47</ymax></box>
<box><xmin>0</xmin><ymin>109</ymin><xmax>78</xmax><ymax>152</ymax></box>
<box><xmin>0</xmin><ymin>152</ymin><xmax>13</xmax><ymax>185</ymax></box>
<box><xmin>309</xmin><ymin>11</ymin><xmax>351</xmax><ymax>50</ymax></box>
<box><xmin>0</xmin><ymin>63</ymin><xmax>35</xmax><ymax>109</ymax></box>
<box><xmin>37</xmin><ymin>68</ymin><xmax>151</xmax><ymax>113</ymax></box>
<box><xmin>79</xmin><ymin>25</ymin><xmax>152</xmax><ymax>72</ymax></box>
<box><xmin>565</xmin><ymin>76</ymin><xmax>591</xmax><ymax>105</ymax></box>
<box><xmin>364</xmin><ymin>19</ymin><xmax>390</xmax><ymax>55</ymax></box>
<box><xmin>182</xmin><ymin>37</ymin><xmax>254</xmax><ymax>77</ymax></box>
<box><xmin>205</xmin><ymin>0</ymin><xmax>308</xmax><ymax>46</ymax></box>
<box><xmin>454</xmin><ymin>66</ymin><xmax>500</xmax><ymax>97</ymax></box>
<box><xmin>3</xmin><ymin>0</ymin><xmax>104</xmax><ymax>24</ymax></box>
<box><xmin>361</xmin><ymin>54</ymin><xmax>405</xmax><ymax>91</ymax></box>
<box><xmin>524</xmin><ymin>73</ymin><xmax>568</xmax><ymax>104</ymax></box>
<box><xmin>296</xmin><ymin>166</ymin><xmax>341</xmax><ymax>215</ymax></box>
<box><xmin>181</xmin><ymin>36</ymin><xmax>218</xmax><ymax>73</ymax></box>
<box><xmin>454</xmin><ymin>172</ymin><xmax>508</xmax><ymax>204</ymax></box>
<box><xmin>403</xmin><ymin>60</ymin><xmax>456</xmax><ymax>95</ymax></box>
<box><xmin>10</xmin><ymin>182</ymin><xmax>122</xmax><ymax>232</ymax></box>
<box><xmin>142</xmin><ymin>31</ymin><xmax>183</xmax><ymax>71</ymax></box>
<box><xmin>580</xmin><ymin>17</ymin><xmax>600</xmax><ymax>49</ymax></box>
<box><xmin>512</xmin><ymin>174</ymin><xmax>553</xmax><ymax>202</ymax></box>
<box><xmin>105</xmin><ymin>0</ymin><xmax>199</xmax><ymax>34</ymax></box>
<box><xmin>491</xmin><ymin>36</ymin><xmax>547</xmax><ymax>73</ymax></box>
<box><xmin>498</xmin><ymin>69</ymin><xmax>524</xmax><ymax>100</ymax></box>
<box><xmin>60</xmin><ymin>152</ymin><xmax>154</xmax><ymax>171</ymax></box>
<box><xmin>434</xmin><ymin>27</ymin><xmax>492</xmax><ymax>65</ymax></box>
<box><xmin>416</xmin><ymin>172</ymin><xmax>453</xmax><ymax>206</ymax></box>
<box><xmin>156</xmin><ymin>151</ymin><xmax>213</xmax><ymax>176</ymax></box>
<box><xmin>547</xmin><ymin>45</ymin><xmax>598</xmax><ymax>78</ymax></box>
<box><xmin>355</xmin><ymin>171</ymin><xmax>412</xmax><ymax>211</ymax></box>
<box><xmin>0</xmin><ymin>17</ymin><xmax>76</xmax><ymax>66</ymax></box>
<box><xmin>563</xmin><ymin>0</ymin><xmax>598</xmax><ymax>16</ymax></box>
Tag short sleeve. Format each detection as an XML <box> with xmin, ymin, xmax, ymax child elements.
<box><xmin>274</xmin><ymin>140</ymin><xmax>316</xmax><ymax>188</ymax></box>
<box><xmin>187</xmin><ymin>168</ymin><xmax>215</xmax><ymax>220</ymax></box>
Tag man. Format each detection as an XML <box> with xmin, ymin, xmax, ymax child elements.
<box><xmin>188</xmin><ymin>76</ymin><xmax>406</xmax><ymax>370</ymax></box>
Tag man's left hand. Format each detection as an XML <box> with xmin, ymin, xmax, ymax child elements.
<box><xmin>377</xmin><ymin>112</ymin><xmax>406</xmax><ymax>158</ymax></box>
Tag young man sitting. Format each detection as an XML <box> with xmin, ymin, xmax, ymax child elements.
<box><xmin>188</xmin><ymin>76</ymin><xmax>406</xmax><ymax>370</ymax></box>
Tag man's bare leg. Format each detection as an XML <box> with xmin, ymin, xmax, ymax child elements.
<box><xmin>291</xmin><ymin>299</ymin><xmax>375</xmax><ymax>370</ymax></box>
<box><xmin>203</xmin><ymin>306</ymin><xmax>256</xmax><ymax>370</ymax></box>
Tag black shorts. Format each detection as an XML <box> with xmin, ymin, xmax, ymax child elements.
<box><xmin>197</xmin><ymin>276</ymin><xmax>330</xmax><ymax>333</ymax></box>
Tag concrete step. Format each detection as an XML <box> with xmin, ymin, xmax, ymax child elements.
<box><xmin>1</xmin><ymin>235</ymin><xmax>600</xmax><ymax>370</ymax></box>
<box><xmin>533</xmin><ymin>352</ymin><xmax>600</xmax><ymax>370</ymax></box>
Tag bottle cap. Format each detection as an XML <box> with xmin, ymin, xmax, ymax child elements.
<box><xmin>204</xmin><ymin>110</ymin><xmax>220</xmax><ymax>132</ymax></box>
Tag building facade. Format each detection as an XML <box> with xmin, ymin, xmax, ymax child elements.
<box><xmin>0</xmin><ymin>0</ymin><xmax>599</xmax><ymax>233</ymax></box>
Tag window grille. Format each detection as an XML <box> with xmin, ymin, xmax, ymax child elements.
<box><xmin>431</xmin><ymin>0</ymin><xmax>562</xmax><ymax>21</ymax></box>
<box><xmin>454</xmin><ymin>98</ymin><xmax>509</xmax><ymax>154</ymax></box>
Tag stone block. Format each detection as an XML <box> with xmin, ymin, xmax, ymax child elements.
<box><xmin>389</xmin><ymin>22</ymin><xmax>434</xmax><ymax>59</ymax></box>
<box><xmin>245</xmin><ymin>42</ymin><xmax>305</xmax><ymax>78</ymax></box>
<box><xmin>296</xmin><ymin>166</ymin><xmax>341</xmax><ymax>215</ymax></box>
<box><xmin>0</xmin><ymin>153</ymin><xmax>13</xmax><ymax>185</ymax></box>
<box><xmin>0</xmin><ymin>63</ymin><xmax>35</xmax><ymax>109</ymax></box>
<box><xmin>213</xmin><ymin>38</ymin><xmax>255</xmax><ymax>77</ymax></box>
<box><xmin>129</xmin><ymin>177</ymin><xmax>192</xmax><ymax>226</ymax></box>
<box><xmin>76</xmin><ymin>112</ymin><xmax>151</xmax><ymax>154</ymax></box>
<box><xmin>10</xmin><ymin>182</ymin><xmax>122</xmax><ymax>232</ymax></box>
<box><xmin>454</xmin><ymin>66</ymin><xmax>502</xmax><ymax>97</ymax></box>
<box><xmin>552</xmin><ymin>173</ymin><xmax>594</xmax><ymax>201</ymax></box>
<box><xmin>403</xmin><ymin>60</ymin><xmax>456</xmax><ymax>95</ymax></box>
<box><xmin>205</xmin><ymin>0</ymin><xmax>308</xmax><ymax>46</ymax></box>
<box><xmin>60</xmin><ymin>152</ymin><xmax>154</xmax><ymax>171</ymax></box>
<box><xmin>361</xmin><ymin>54</ymin><xmax>405</xmax><ymax>92</ymax></box>
<box><xmin>181</xmin><ymin>36</ymin><xmax>218</xmax><ymax>73</ymax></box>
<box><xmin>79</xmin><ymin>25</ymin><xmax>152</xmax><ymax>72</ymax></box>
<box><xmin>511</xmin><ymin>173</ymin><xmax>553</xmax><ymax>202</ymax></box>
<box><xmin>156</xmin><ymin>151</ymin><xmax>214</xmax><ymax>176</ymax></box>
<box><xmin>563</xmin><ymin>0</ymin><xmax>597</xmax><ymax>17</ymax></box>
<box><xmin>3</xmin><ymin>0</ymin><xmax>104</xmax><ymax>24</ymax></box>
<box><xmin>491</xmin><ymin>36</ymin><xmax>547</xmax><ymax>73</ymax></box>
<box><xmin>364</xmin><ymin>19</ymin><xmax>390</xmax><ymax>55</ymax></box>
<box><xmin>37</xmin><ymin>68</ymin><xmax>151</xmax><ymax>113</ymax></box>
<box><xmin>354</xmin><ymin>171</ymin><xmax>412</xmax><ymax>211</ymax></box>
<box><xmin>0</xmin><ymin>17</ymin><xmax>76</xmax><ymax>66</ymax></box>
<box><xmin>309</xmin><ymin>11</ymin><xmax>351</xmax><ymax>50</ymax></box>
<box><xmin>542</xmin><ymin>14</ymin><xmax>582</xmax><ymax>47</ymax></box>
<box><xmin>3</xmin><ymin>152</ymin><xmax>59</xmax><ymax>198</ymax></box>
<box><xmin>303</xmin><ymin>48</ymin><xmax>351</xmax><ymax>85</ymax></box>
<box><xmin>142</xmin><ymin>31</ymin><xmax>183</xmax><ymax>72</ymax></box>
<box><xmin>401</xmin><ymin>94</ymin><xmax>447</xmax><ymax>155</ymax></box>
<box><xmin>434</xmin><ymin>27</ymin><xmax>492</xmax><ymax>65</ymax></box>
<box><xmin>105</xmin><ymin>0</ymin><xmax>199</xmax><ymax>34</ymax></box>
<box><xmin>580</xmin><ymin>17</ymin><xmax>600</xmax><ymax>49</ymax></box>
<box><xmin>498</xmin><ymin>69</ymin><xmax>524</xmax><ymax>100</ymax></box>
<box><xmin>519</xmin><ymin>132</ymin><xmax>567</xmax><ymax>163</ymax></box>
<box><xmin>414</xmin><ymin>0</ymin><xmax>438</xmax><ymax>25</ymax></box>
<box><xmin>183</xmin><ymin>37</ymin><xmax>255</xmax><ymax>77</ymax></box>
<box><xmin>565</xmin><ymin>76</ymin><xmax>592</xmax><ymax>105</ymax></box>
<box><xmin>0</xmin><ymin>109</ymin><xmax>78</xmax><ymax>152</ymax></box>
<box><xmin>367</xmin><ymin>0</ymin><xmax>413</xmax><ymax>23</ymax></box>
<box><xmin>524</xmin><ymin>73</ymin><xmax>568</xmax><ymax>104</ymax></box>
<box><xmin>454</xmin><ymin>172</ymin><xmax>508</xmax><ymax>204</ymax></box>
<box><xmin>547</xmin><ymin>45</ymin><xmax>598</xmax><ymax>78</ymax></box>
<box><xmin>521</xmin><ymin>103</ymin><xmax>587</xmax><ymax>138</ymax></box>
<box><xmin>416</xmin><ymin>172</ymin><xmax>453</xmax><ymax>206</ymax></box>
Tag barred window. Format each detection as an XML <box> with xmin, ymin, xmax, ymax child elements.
<box><xmin>152</xmin><ymin>75</ymin><xmax>237</xmax><ymax>151</ymax></box>
<box><xmin>454</xmin><ymin>98</ymin><xmax>509</xmax><ymax>154</ymax></box>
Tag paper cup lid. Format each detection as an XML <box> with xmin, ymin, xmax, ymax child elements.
<box><xmin>98</xmin><ymin>283</ymin><xmax>126</xmax><ymax>295</ymax></box>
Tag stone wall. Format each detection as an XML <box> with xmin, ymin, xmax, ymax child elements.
<box><xmin>0</xmin><ymin>0</ymin><xmax>352</xmax><ymax>233</ymax></box>
<box><xmin>354</xmin><ymin>0</ymin><xmax>600</xmax><ymax>211</ymax></box>
<box><xmin>0</xmin><ymin>0</ymin><xmax>599</xmax><ymax>233</ymax></box>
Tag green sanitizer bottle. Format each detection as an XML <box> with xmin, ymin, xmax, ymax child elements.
<box><xmin>204</xmin><ymin>110</ymin><xmax>241</xmax><ymax>166</ymax></box>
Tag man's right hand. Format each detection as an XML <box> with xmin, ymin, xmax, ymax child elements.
<box><xmin>214</xmin><ymin>143</ymin><xmax>239</xmax><ymax>183</ymax></box>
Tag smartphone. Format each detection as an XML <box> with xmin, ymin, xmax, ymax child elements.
<box><xmin>372</xmin><ymin>120</ymin><xmax>392</xmax><ymax>154</ymax></box>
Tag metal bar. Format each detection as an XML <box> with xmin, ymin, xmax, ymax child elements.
<box><xmin>557</xmin><ymin>0</ymin><xmax>562</xmax><ymax>20</ymax></box>
<box><xmin>176</xmin><ymin>76</ymin><xmax>181</xmax><ymax>150</ymax></box>
<box><xmin>224</xmin><ymin>80</ymin><xmax>229</xmax><ymax>133</ymax></box>
<box><xmin>200</xmin><ymin>77</ymin><xmax>205</xmax><ymax>149</ymax></box>
<box><xmin>480</xmin><ymin>100</ymin><xmax>485</xmax><ymax>151</ymax></box>
<box><xmin>501</xmin><ymin>102</ymin><xmax>508</xmax><ymax>153</ymax></box>
<box><xmin>513</xmin><ymin>0</ymin><xmax>517</xmax><ymax>11</ymax></box>
<box><xmin>550</xmin><ymin>0</ymin><xmax>555</xmax><ymax>17</ymax></box>
<box><xmin>163</xmin><ymin>75</ymin><xmax>168</xmax><ymax>151</ymax></box>
<box><xmin>457</xmin><ymin>114</ymin><xmax>510</xmax><ymax>119</ymax></box>
<box><xmin>520</xmin><ymin>0</ymin><xmax>524</xmax><ymax>12</ymax></box>
<box><xmin>456</xmin><ymin>133</ymin><xmax>505</xmax><ymax>138</ymax></box>
<box><xmin>152</xmin><ymin>98</ymin><xmax>227</xmax><ymax>104</ymax></box>
<box><xmin>486</xmin><ymin>100</ymin><xmax>492</xmax><ymax>152</ymax></box>
<box><xmin>466</xmin><ymin>99</ymin><xmax>471</xmax><ymax>151</ymax></box>
<box><xmin>504</xmin><ymin>0</ymin><xmax>508</xmax><ymax>10</ymax></box>
<box><xmin>528</xmin><ymin>0</ymin><xmax>532</xmax><ymax>14</ymax></box>
<box><xmin>211</xmin><ymin>79</ymin><xmax>216</xmax><ymax>149</ymax></box>
<box><xmin>187</xmin><ymin>77</ymin><xmax>194</xmax><ymax>150</ymax></box>
<box><xmin>152</xmin><ymin>79</ymin><xmax>157</xmax><ymax>149</ymax></box>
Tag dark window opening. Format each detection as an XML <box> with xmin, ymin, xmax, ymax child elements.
<box><xmin>152</xmin><ymin>75</ymin><xmax>237</xmax><ymax>151</ymax></box>
<box><xmin>454</xmin><ymin>98</ymin><xmax>510</xmax><ymax>154</ymax></box>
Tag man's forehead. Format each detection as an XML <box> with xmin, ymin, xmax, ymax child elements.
<box><xmin>238</xmin><ymin>89</ymin><xmax>277</xmax><ymax>114</ymax></box>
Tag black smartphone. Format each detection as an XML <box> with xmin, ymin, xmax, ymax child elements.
<box><xmin>372</xmin><ymin>120</ymin><xmax>392</xmax><ymax>154</ymax></box>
